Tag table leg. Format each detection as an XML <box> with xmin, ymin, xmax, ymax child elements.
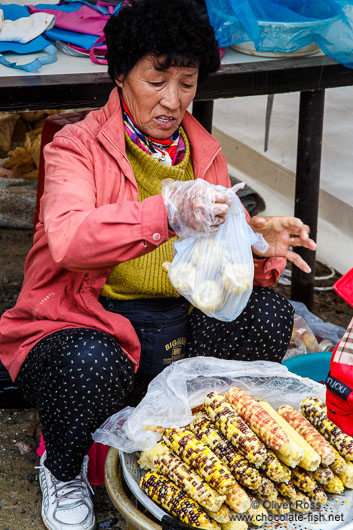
<box><xmin>192</xmin><ymin>100</ymin><xmax>214</xmax><ymax>133</ymax></box>
<box><xmin>291</xmin><ymin>89</ymin><xmax>325</xmax><ymax>310</ymax></box>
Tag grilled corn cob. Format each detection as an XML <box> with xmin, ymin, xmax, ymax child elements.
<box><xmin>291</xmin><ymin>468</ymin><xmax>317</xmax><ymax>492</ymax></box>
<box><xmin>163</xmin><ymin>428</ymin><xmax>236</xmax><ymax>495</ymax></box>
<box><xmin>307</xmin><ymin>486</ymin><xmax>327</xmax><ymax>505</ymax></box>
<box><xmin>225</xmin><ymin>387</ymin><xmax>291</xmax><ymax>455</ymax></box>
<box><xmin>189</xmin><ymin>413</ymin><xmax>262</xmax><ymax>491</ymax></box>
<box><xmin>204</xmin><ymin>392</ymin><xmax>267</xmax><ymax>468</ymax></box>
<box><xmin>259</xmin><ymin>401</ymin><xmax>304</xmax><ymax>468</ymax></box>
<box><xmin>275</xmin><ymin>481</ymin><xmax>310</xmax><ymax>512</ymax></box>
<box><xmin>260</xmin><ymin>450</ymin><xmax>291</xmax><ymax>483</ymax></box>
<box><xmin>254</xmin><ymin>475</ymin><xmax>277</xmax><ymax>499</ymax></box>
<box><xmin>140</xmin><ymin>471</ymin><xmax>220</xmax><ymax>530</ymax></box>
<box><xmin>275</xmin><ymin>480</ymin><xmax>297</xmax><ymax>500</ymax></box>
<box><xmin>312</xmin><ymin>466</ymin><xmax>335</xmax><ymax>486</ymax></box>
<box><xmin>138</xmin><ymin>442</ymin><xmax>225</xmax><ymax>512</ymax></box>
<box><xmin>265</xmin><ymin>496</ymin><xmax>290</xmax><ymax>515</ymax></box>
<box><xmin>205</xmin><ymin>504</ymin><xmax>231</xmax><ymax>523</ymax></box>
<box><xmin>301</xmin><ymin>397</ymin><xmax>353</xmax><ymax>461</ymax></box>
<box><xmin>277</xmin><ymin>404</ymin><xmax>335</xmax><ymax>466</ymax></box>
<box><xmin>322</xmin><ymin>474</ymin><xmax>344</xmax><ymax>494</ymax></box>
<box><xmin>244</xmin><ymin>496</ymin><xmax>268</xmax><ymax>527</ymax></box>
<box><xmin>330</xmin><ymin>447</ymin><xmax>347</xmax><ymax>475</ymax></box>
<box><xmin>289</xmin><ymin>491</ymin><xmax>311</xmax><ymax>513</ymax></box>
<box><xmin>337</xmin><ymin>460</ymin><xmax>353</xmax><ymax>489</ymax></box>
<box><xmin>221</xmin><ymin>517</ymin><xmax>248</xmax><ymax>530</ymax></box>
<box><xmin>225</xmin><ymin>484</ymin><xmax>251</xmax><ymax>513</ymax></box>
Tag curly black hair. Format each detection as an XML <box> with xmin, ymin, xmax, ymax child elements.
<box><xmin>104</xmin><ymin>0</ymin><xmax>220</xmax><ymax>84</ymax></box>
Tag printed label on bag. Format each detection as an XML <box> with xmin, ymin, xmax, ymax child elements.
<box><xmin>326</xmin><ymin>374</ymin><xmax>353</xmax><ymax>401</ymax></box>
<box><xmin>164</xmin><ymin>337</ymin><xmax>186</xmax><ymax>364</ymax></box>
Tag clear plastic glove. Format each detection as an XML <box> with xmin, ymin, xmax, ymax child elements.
<box><xmin>162</xmin><ymin>178</ymin><xmax>232</xmax><ymax>238</ymax></box>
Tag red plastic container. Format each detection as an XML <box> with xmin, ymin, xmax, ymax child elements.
<box><xmin>334</xmin><ymin>267</ymin><xmax>353</xmax><ymax>307</ymax></box>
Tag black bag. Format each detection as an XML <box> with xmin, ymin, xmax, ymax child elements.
<box><xmin>0</xmin><ymin>360</ymin><xmax>29</xmax><ymax>408</ymax></box>
<box><xmin>99</xmin><ymin>296</ymin><xmax>189</xmax><ymax>405</ymax></box>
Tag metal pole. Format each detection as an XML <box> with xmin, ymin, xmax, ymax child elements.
<box><xmin>291</xmin><ymin>89</ymin><xmax>325</xmax><ymax>309</ymax></box>
<box><xmin>192</xmin><ymin>100</ymin><xmax>214</xmax><ymax>133</ymax></box>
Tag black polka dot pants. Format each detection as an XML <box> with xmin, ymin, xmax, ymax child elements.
<box><xmin>15</xmin><ymin>287</ymin><xmax>293</xmax><ymax>481</ymax></box>
<box><xmin>186</xmin><ymin>287</ymin><xmax>294</xmax><ymax>363</ymax></box>
<box><xmin>16</xmin><ymin>328</ymin><xmax>134</xmax><ymax>481</ymax></box>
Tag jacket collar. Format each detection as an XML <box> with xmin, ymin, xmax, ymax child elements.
<box><xmin>97</xmin><ymin>88</ymin><xmax>221</xmax><ymax>179</ymax></box>
<box><xmin>181</xmin><ymin>111</ymin><xmax>221</xmax><ymax>178</ymax></box>
<box><xmin>96</xmin><ymin>88</ymin><xmax>136</xmax><ymax>187</ymax></box>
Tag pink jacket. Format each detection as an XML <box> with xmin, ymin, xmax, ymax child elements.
<box><xmin>0</xmin><ymin>89</ymin><xmax>286</xmax><ymax>381</ymax></box>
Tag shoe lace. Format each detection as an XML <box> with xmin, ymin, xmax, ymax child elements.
<box><xmin>36</xmin><ymin>465</ymin><xmax>94</xmax><ymax>509</ymax></box>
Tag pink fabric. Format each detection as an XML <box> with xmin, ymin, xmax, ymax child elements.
<box><xmin>37</xmin><ymin>433</ymin><xmax>46</xmax><ymax>457</ymax></box>
<box><xmin>0</xmin><ymin>87</ymin><xmax>286</xmax><ymax>381</ymax></box>
<box><xmin>219</xmin><ymin>47</ymin><xmax>225</xmax><ymax>59</ymax></box>
<box><xmin>37</xmin><ymin>434</ymin><xmax>109</xmax><ymax>485</ymax></box>
<box><xmin>96</xmin><ymin>0</ymin><xmax>118</xmax><ymax>13</ymax></box>
<box><xmin>28</xmin><ymin>5</ymin><xmax>109</xmax><ymax>36</ymax></box>
<box><xmin>0</xmin><ymin>167</ymin><xmax>14</xmax><ymax>178</ymax></box>
<box><xmin>90</xmin><ymin>35</ymin><xmax>108</xmax><ymax>64</ymax></box>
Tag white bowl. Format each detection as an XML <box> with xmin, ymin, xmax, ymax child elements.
<box><xmin>232</xmin><ymin>41</ymin><xmax>319</xmax><ymax>57</ymax></box>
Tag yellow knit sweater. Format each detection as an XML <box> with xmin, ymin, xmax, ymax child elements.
<box><xmin>101</xmin><ymin>129</ymin><xmax>194</xmax><ymax>300</ymax></box>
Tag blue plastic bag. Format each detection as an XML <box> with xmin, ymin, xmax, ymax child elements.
<box><xmin>205</xmin><ymin>0</ymin><xmax>353</xmax><ymax>68</ymax></box>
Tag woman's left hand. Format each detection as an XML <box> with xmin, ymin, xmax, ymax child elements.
<box><xmin>250</xmin><ymin>215</ymin><xmax>317</xmax><ymax>273</ymax></box>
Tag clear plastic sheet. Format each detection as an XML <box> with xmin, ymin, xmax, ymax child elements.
<box><xmin>92</xmin><ymin>356</ymin><xmax>326</xmax><ymax>453</ymax></box>
<box><xmin>290</xmin><ymin>300</ymin><xmax>346</xmax><ymax>344</ymax></box>
<box><xmin>282</xmin><ymin>313</ymin><xmax>320</xmax><ymax>361</ymax></box>
<box><xmin>167</xmin><ymin>183</ymin><xmax>268</xmax><ymax>321</ymax></box>
<box><xmin>205</xmin><ymin>0</ymin><xmax>353</xmax><ymax>68</ymax></box>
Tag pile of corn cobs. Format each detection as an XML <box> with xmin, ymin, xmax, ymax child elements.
<box><xmin>138</xmin><ymin>389</ymin><xmax>353</xmax><ymax>529</ymax></box>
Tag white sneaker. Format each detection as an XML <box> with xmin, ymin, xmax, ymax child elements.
<box><xmin>37</xmin><ymin>452</ymin><xmax>96</xmax><ymax>530</ymax></box>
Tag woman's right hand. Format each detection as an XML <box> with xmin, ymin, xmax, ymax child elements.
<box><xmin>162</xmin><ymin>179</ymin><xmax>231</xmax><ymax>237</ymax></box>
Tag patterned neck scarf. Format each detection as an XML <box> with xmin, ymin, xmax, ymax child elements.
<box><xmin>121</xmin><ymin>94</ymin><xmax>185</xmax><ymax>166</ymax></box>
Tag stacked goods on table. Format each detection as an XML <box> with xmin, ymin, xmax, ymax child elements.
<box><xmin>138</xmin><ymin>389</ymin><xmax>353</xmax><ymax>529</ymax></box>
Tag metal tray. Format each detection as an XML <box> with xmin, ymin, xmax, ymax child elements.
<box><xmin>119</xmin><ymin>450</ymin><xmax>165</xmax><ymax>523</ymax></box>
<box><xmin>120</xmin><ymin>450</ymin><xmax>353</xmax><ymax>530</ymax></box>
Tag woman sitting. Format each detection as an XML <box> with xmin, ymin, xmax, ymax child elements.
<box><xmin>0</xmin><ymin>0</ymin><xmax>316</xmax><ymax>529</ymax></box>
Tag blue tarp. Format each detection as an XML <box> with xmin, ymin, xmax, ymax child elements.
<box><xmin>205</xmin><ymin>0</ymin><xmax>353</xmax><ymax>67</ymax></box>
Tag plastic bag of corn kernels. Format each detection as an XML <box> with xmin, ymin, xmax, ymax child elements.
<box><xmin>167</xmin><ymin>183</ymin><xmax>268</xmax><ymax>321</ymax></box>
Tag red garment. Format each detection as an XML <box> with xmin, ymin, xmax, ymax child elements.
<box><xmin>326</xmin><ymin>268</ymin><xmax>353</xmax><ymax>435</ymax></box>
<box><xmin>0</xmin><ymin>88</ymin><xmax>286</xmax><ymax>381</ymax></box>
